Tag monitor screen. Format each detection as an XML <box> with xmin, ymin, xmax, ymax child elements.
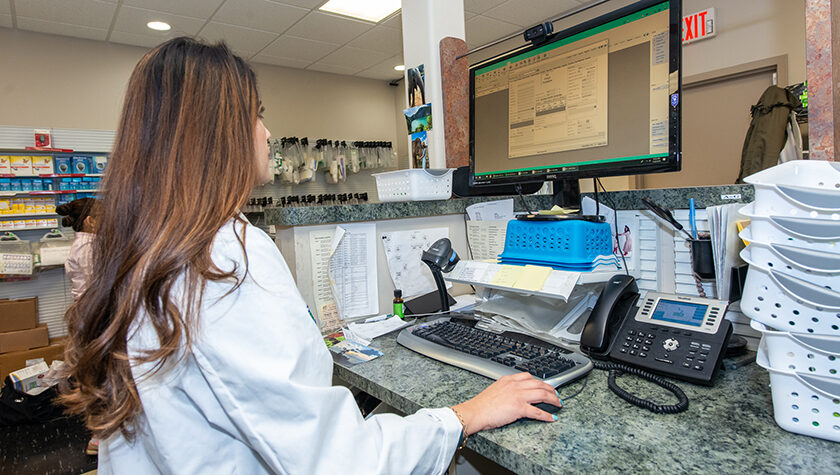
<box><xmin>470</xmin><ymin>0</ymin><xmax>681</xmax><ymax>187</ymax></box>
<box><xmin>650</xmin><ymin>299</ymin><xmax>707</xmax><ymax>327</ymax></box>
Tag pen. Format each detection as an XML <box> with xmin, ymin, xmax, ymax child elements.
<box><xmin>688</xmin><ymin>198</ymin><xmax>697</xmax><ymax>239</ymax></box>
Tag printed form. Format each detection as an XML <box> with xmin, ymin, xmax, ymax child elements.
<box><xmin>508</xmin><ymin>40</ymin><xmax>609</xmax><ymax>158</ymax></box>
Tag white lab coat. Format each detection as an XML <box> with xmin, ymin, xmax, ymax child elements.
<box><xmin>64</xmin><ymin>231</ymin><xmax>95</xmax><ymax>300</ymax></box>
<box><xmin>98</xmin><ymin>218</ymin><xmax>462</xmax><ymax>474</ymax></box>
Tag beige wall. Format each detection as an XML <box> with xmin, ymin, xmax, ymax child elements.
<box><xmin>0</xmin><ymin>28</ymin><xmax>399</xmax><ymax>145</ymax></box>
<box><xmin>682</xmin><ymin>0</ymin><xmax>806</xmax><ymax>84</ymax></box>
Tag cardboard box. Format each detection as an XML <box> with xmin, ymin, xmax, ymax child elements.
<box><xmin>0</xmin><ymin>338</ymin><xmax>65</xmax><ymax>385</ymax></box>
<box><xmin>0</xmin><ymin>297</ymin><xmax>38</xmax><ymax>332</ymax></box>
<box><xmin>0</xmin><ymin>323</ymin><xmax>49</xmax><ymax>353</ymax></box>
<box><xmin>0</xmin><ymin>156</ymin><xmax>11</xmax><ymax>175</ymax></box>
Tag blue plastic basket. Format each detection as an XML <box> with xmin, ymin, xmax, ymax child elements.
<box><xmin>499</xmin><ymin>219</ymin><xmax>613</xmax><ymax>266</ymax></box>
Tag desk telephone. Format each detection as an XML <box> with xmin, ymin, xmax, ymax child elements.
<box><xmin>581</xmin><ymin>275</ymin><xmax>733</xmax><ymax>386</ymax></box>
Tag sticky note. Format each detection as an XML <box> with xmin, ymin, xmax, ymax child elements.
<box><xmin>489</xmin><ymin>265</ymin><xmax>523</xmax><ymax>287</ymax></box>
<box><xmin>513</xmin><ymin>265</ymin><xmax>553</xmax><ymax>291</ymax></box>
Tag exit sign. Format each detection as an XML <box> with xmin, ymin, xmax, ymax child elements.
<box><xmin>682</xmin><ymin>8</ymin><xmax>716</xmax><ymax>44</ymax></box>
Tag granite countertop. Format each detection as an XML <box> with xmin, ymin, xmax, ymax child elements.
<box><xmin>265</xmin><ymin>184</ymin><xmax>753</xmax><ymax>226</ymax></box>
<box><xmin>334</xmin><ymin>328</ymin><xmax>838</xmax><ymax>475</ymax></box>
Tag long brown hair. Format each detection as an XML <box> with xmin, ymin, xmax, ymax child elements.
<box><xmin>59</xmin><ymin>37</ymin><xmax>262</xmax><ymax>440</ymax></box>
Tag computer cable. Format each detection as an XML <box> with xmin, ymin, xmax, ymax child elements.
<box><xmin>595</xmin><ymin>178</ymin><xmax>630</xmax><ymax>276</ymax></box>
<box><xmin>514</xmin><ymin>184</ymin><xmax>534</xmax><ymax>214</ymax></box>
<box><xmin>592</xmin><ymin>360</ymin><xmax>689</xmax><ymax>414</ymax></box>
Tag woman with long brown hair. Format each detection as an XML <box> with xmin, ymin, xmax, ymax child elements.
<box><xmin>59</xmin><ymin>37</ymin><xmax>562</xmax><ymax>473</ymax></box>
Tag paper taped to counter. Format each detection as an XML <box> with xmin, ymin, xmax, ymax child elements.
<box><xmin>381</xmin><ymin>227</ymin><xmax>451</xmax><ymax>299</ymax></box>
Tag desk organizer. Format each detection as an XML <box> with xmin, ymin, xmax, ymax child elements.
<box><xmin>498</xmin><ymin>219</ymin><xmax>612</xmax><ymax>267</ymax></box>
<box><xmin>373</xmin><ymin>169</ymin><xmax>453</xmax><ymax>202</ymax></box>
<box><xmin>741</xmin><ymin>161</ymin><xmax>840</xmax><ymax>442</ymax></box>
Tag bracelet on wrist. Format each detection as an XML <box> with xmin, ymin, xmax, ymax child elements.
<box><xmin>450</xmin><ymin>406</ymin><xmax>469</xmax><ymax>451</ymax></box>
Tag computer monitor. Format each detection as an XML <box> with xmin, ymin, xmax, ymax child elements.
<box><xmin>469</xmin><ymin>0</ymin><xmax>682</xmax><ymax>208</ymax></box>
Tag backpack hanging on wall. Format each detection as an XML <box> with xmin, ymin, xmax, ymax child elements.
<box><xmin>736</xmin><ymin>85</ymin><xmax>800</xmax><ymax>183</ymax></box>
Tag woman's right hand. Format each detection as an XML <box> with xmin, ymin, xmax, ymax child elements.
<box><xmin>451</xmin><ymin>372</ymin><xmax>562</xmax><ymax>435</ymax></box>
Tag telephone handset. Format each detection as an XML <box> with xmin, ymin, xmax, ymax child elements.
<box><xmin>580</xmin><ymin>274</ymin><xmax>640</xmax><ymax>357</ymax></box>
<box><xmin>579</xmin><ymin>275</ymin><xmax>733</xmax><ymax>413</ymax></box>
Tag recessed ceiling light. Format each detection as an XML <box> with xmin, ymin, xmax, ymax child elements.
<box><xmin>319</xmin><ymin>0</ymin><xmax>400</xmax><ymax>23</ymax></box>
<box><xmin>147</xmin><ymin>21</ymin><xmax>171</xmax><ymax>31</ymax></box>
<box><xmin>394</xmin><ymin>64</ymin><xmax>405</xmax><ymax>71</ymax></box>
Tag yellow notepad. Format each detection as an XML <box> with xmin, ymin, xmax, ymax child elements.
<box><xmin>513</xmin><ymin>265</ymin><xmax>553</xmax><ymax>291</ymax></box>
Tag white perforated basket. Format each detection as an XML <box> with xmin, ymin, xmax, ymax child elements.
<box><xmin>739</xmin><ymin>203</ymin><xmax>840</xmax><ymax>253</ymax></box>
<box><xmin>740</xmin><ymin>228</ymin><xmax>840</xmax><ymax>274</ymax></box>
<box><xmin>373</xmin><ymin>169</ymin><xmax>453</xmax><ymax>202</ymax></box>
<box><xmin>751</xmin><ymin>320</ymin><xmax>840</xmax><ymax>378</ymax></box>
<box><xmin>744</xmin><ymin>160</ymin><xmax>840</xmax><ymax>217</ymax></box>
<box><xmin>740</xmin><ymin>249</ymin><xmax>840</xmax><ymax>336</ymax></box>
<box><xmin>755</xmin><ymin>342</ymin><xmax>840</xmax><ymax>442</ymax></box>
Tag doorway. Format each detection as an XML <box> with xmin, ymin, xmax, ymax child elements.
<box><xmin>637</xmin><ymin>56</ymin><xmax>788</xmax><ymax>189</ymax></box>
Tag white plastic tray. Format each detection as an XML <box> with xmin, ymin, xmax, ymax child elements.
<box><xmin>739</xmin><ymin>203</ymin><xmax>840</xmax><ymax>250</ymax></box>
<box><xmin>740</xmin><ymin>228</ymin><xmax>840</xmax><ymax>274</ymax></box>
<box><xmin>756</xmin><ymin>342</ymin><xmax>840</xmax><ymax>442</ymax></box>
<box><xmin>751</xmin><ymin>320</ymin><xmax>839</xmax><ymax>378</ymax></box>
<box><xmin>740</xmin><ymin>250</ymin><xmax>840</xmax><ymax>336</ymax></box>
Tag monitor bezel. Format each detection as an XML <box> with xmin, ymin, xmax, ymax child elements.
<box><xmin>468</xmin><ymin>0</ymin><xmax>682</xmax><ymax>188</ymax></box>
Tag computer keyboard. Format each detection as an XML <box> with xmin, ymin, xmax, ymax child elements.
<box><xmin>397</xmin><ymin>316</ymin><xmax>593</xmax><ymax>388</ymax></box>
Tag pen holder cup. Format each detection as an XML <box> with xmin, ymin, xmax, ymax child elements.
<box><xmin>690</xmin><ymin>238</ymin><xmax>715</xmax><ymax>279</ymax></box>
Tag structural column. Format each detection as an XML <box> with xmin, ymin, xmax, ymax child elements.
<box><xmin>804</xmin><ymin>0</ymin><xmax>839</xmax><ymax>160</ymax></box>
<box><xmin>401</xmin><ymin>0</ymin><xmax>466</xmax><ymax>169</ymax></box>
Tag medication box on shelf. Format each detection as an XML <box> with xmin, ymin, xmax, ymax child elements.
<box><xmin>0</xmin><ymin>179</ymin><xmax>9</xmax><ymax>192</ymax></box>
<box><xmin>71</xmin><ymin>156</ymin><xmax>91</xmax><ymax>174</ymax></box>
<box><xmin>31</xmin><ymin>156</ymin><xmax>53</xmax><ymax>175</ymax></box>
<box><xmin>92</xmin><ymin>156</ymin><xmax>107</xmax><ymax>173</ymax></box>
<box><xmin>0</xmin><ymin>156</ymin><xmax>10</xmax><ymax>175</ymax></box>
<box><xmin>54</xmin><ymin>155</ymin><xmax>72</xmax><ymax>174</ymax></box>
<box><xmin>10</xmin><ymin>156</ymin><xmax>33</xmax><ymax>176</ymax></box>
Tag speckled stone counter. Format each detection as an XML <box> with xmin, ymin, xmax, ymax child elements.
<box><xmin>264</xmin><ymin>184</ymin><xmax>753</xmax><ymax>226</ymax></box>
<box><xmin>334</xmin><ymin>328</ymin><xmax>839</xmax><ymax>475</ymax></box>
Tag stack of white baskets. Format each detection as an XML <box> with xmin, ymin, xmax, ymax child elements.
<box><xmin>738</xmin><ymin>160</ymin><xmax>840</xmax><ymax>442</ymax></box>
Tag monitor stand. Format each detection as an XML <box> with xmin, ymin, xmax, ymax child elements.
<box><xmin>552</xmin><ymin>178</ymin><xmax>581</xmax><ymax>209</ymax></box>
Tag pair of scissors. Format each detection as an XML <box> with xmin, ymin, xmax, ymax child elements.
<box><xmin>641</xmin><ymin>197</ymin><xmax>695</xmax><ymax>240</ymax></box>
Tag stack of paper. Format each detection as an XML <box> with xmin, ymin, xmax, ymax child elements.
<box><xmin>707</xmin><ymin>204</ymin><xmax>746</xmax><ymax>301</ymax></box>
<box><xmin>446</xmin><ymin>260</ymin><xmax>580</xmax><ymax>301</ymax></box>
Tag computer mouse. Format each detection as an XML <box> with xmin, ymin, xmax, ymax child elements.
<box><xmin>532</xmin><ymin>402</ymin><xmax>562</xmax><ymax>414</ymax></box>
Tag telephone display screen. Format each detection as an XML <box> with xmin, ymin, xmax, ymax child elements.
<box><xmin>650</xmin><ymin>299</ymin><xmax>707</xmax><ymax>327</ymax></box>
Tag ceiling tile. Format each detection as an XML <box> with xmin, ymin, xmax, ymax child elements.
<box><xmin>122</xmin><ymin>0</ymin><xmax>224</xmax><ymax>19</ymax></box>
<box><xmin>285</xmin><ymin>11</ymin><xmax>372</xmax><ymax>45</ymax></box>
<box><xmin>464</xmin><ymin>11</ymin><xmax>477</xmax><ymax>21</ymax></box>
<box><xmin>109</xmin><ymin>30</ymin><xmax>180</xmax><ymax>49</ymax></box>
<box><xmin>212</xmin><ymin>0</ymin><xmax>308</xmax><ymax>34</ymax></box>
<box><xmin>316</xmin><ymin>45</ymin><xmax>389</xmax><ymax>72</ymax></box>
<box><xmin>306</xmin><ymin>62</ymin><xmax>359</xmax><ymax>76</ymax></box>
<box><xmin>276</xmin><ymin>0</ymin><xmax>327</xmax><ymax>8</ymax></box>
<box><xmin>379</xmin><ymin>12</ymin><xmax>401</xmax><ymax>29</ymax></box>
<box><xmin>464</xmin><ymin>15</ymin><xmax>521</xmax><ymax>48</ymax></box>
<box><xmin>463</xmin><ymin>0</ymin><xmax>507</xmax><ymax>15</ymax></box>
<box><xmin>260</xmin><ymin>35</ymin><xmax>339</xmax><ymax>62</ymax></box>
<box><xmin>15</xmin><ymin>0</ymin><xmax>117</xmax><ymax>29</ymax></box>
<box><xmin>355</xmin><ymin>54</ymin><xmax>404</xmax><ymax>81</ymax></box>
<box><xmin>0</xmin><ymin>14</ymin><xmax>11</xmax><ymax>28</ymax></box>
<box><xmin>196</xmin><ymin>22</ymin><xmax>278</xmax><ymax>56</ymax></box>
<box><xmin>483</xmin><ymin>0</ymin><xmax>581</xmax><ymax>28</ymax></box>
<box><xmin>113</xmin><ymin>6</ymin><xmax>206</xmax><ymax>36</ymax></box>
<box><xmin>251</xmin><ymin>54</ymin><xmax>313</xmax><ymax>69</ymax></box>
<box><xmin>348</xmin><ymin>25</ymin><xmax>402</xmax><ymax>55</ymax></box>
<box><xmin>16</xmin><ymin>16</ymin><xmax>108</xmax><ymax>41</ymax></box>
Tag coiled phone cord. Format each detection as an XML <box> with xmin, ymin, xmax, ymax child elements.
<box><xmin>592</xmin><ymin>360</ymin><xmax>690</xmax><ymax>414</ymax></box>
